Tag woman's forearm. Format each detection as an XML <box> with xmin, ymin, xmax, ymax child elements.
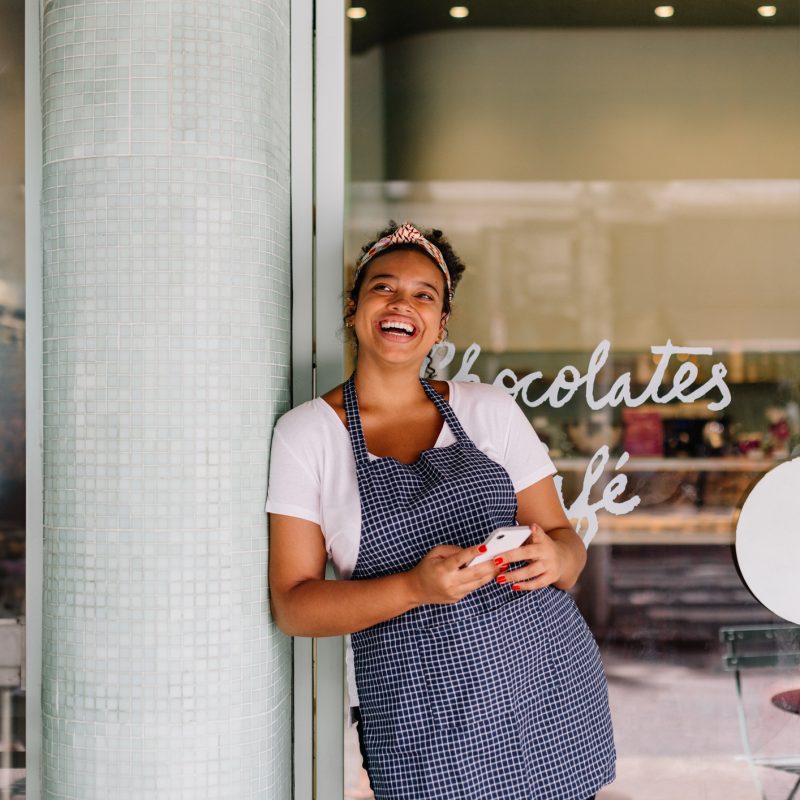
<box><xmin>548</xmin><ymin>526</ymin><xmax>588</xmax><ymax>590</ymax></box>
<box><xmin>269</xmin><ymin>515</ymin><xmax>495</xmax><ymax>637</ymax></box>
<box><xmin>271</xmin><ymin>571</ymin><xmax>419</xmax><ymax>637</ymax></box>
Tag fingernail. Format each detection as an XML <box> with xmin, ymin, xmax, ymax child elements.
<box><xmin>497</xmin><ymin>575</ymin><xmax>506</xmax><ymax>584</ymax></box>
<box><xmin>499</xmin><ymin>564</ymin><xmax>509</xmax><ymax>573</ymax></box>
<box><xmin>478</xmin><ymin>545</ymin><xmax>487</xmax><ymax>553</ymax></box>
<box><xmin>494</xmin><ymin>557</ymin><xmax>504</xmax><ymax>566</ymax></box>
<box><xmin>512</xmin><ymin>584</ymin><xmax>521</xmax><ymax>591</ymax></box>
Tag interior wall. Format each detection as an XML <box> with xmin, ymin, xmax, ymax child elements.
<box><xmin>0</xmin><ymin>0</ymin><xmax>25</xmax><ymax>507</ymax></box>
<box><xmin>350</xmin><ymin>28</ymin><xmax>800</xmax><ymax>181</ymax></box>
<box><xmin>349</xmin><ymin>46</ymin><xmax>385</xmax><ymax>182</ymax></box>
<box><xmin>347</xmin><ymin>181</ymin><xmax>800</xmax><ymax>351</ymax></box>
<box><xmin>0</xmin><ymin>0</ymin><xmax>25</xmax><ymax>307</ymax></box>
<box><xmin>348</xmin><ymin>27</ymin><xmax>800</xmax><ymax>351</ymax></box>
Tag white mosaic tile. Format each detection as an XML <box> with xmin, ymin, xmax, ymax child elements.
<box><xmin>40</xmin><ymin>0</ymin><xmax>292</xmax><ymax>797</ymax></box>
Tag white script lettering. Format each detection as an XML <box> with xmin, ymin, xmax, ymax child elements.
<box><xmin>424</xmin><ymin>339</ymin><xmax>731</xmax><ymax>544</ymax></box>
<box><xmin>553</xmin><ymin>448</ymin><xmax>640</xmax><ymax>545</ymax></box>
<box><xmin>428</xmin><ymin>338</ymin><xmax>731</xmax><ymax>411</ymax></box>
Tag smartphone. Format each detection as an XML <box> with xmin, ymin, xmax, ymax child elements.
<box><xmin>467</xmin><ymin>525</ymin><xmax>531</xmax><ymax>567</ymax></box>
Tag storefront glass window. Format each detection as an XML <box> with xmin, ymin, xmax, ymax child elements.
<box><xmin>344</xmin><ymin>7</ymin><xmax>800</xmax><ymax>799</ymax></box>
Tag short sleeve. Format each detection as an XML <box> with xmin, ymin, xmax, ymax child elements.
<box><xmin>265</xmin><ymin>426</ymin><xmax>321</xmax><ymax>524</ymax></box>
<box><xmin>502</xmin><ymin>398</ymin><xmax>557</xmax><ymax>492</ymax></box>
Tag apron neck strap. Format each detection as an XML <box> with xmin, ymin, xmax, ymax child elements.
<box><xmin>343</xmin><ymin>373</ymin><xmax>471</xmax><ymax>468</ymax></box>
<box><xmin>419</xmin><ymin>379</ymin><xmax>469</xmax><ymax>442</ymax></box>
<box><xmin>343</xmin><ymin>375</ymin><xmax>371</xmax><ymax>467</ymax></box>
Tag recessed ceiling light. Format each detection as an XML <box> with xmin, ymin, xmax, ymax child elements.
<box><xmin>450</xmin><ymin>6</ymin><xmax>470</xmax><ymax>19</ymax></box>
<box><xmin>654</xmin><ymin>5</ymin><xmax>675</xmax><ymax>17</ymax></box>
<box><xmin>347</xmin><ymin>7</ymin><xmax>367</xmax><ymax>19</ymax></box>
<box><xmin>757</xmin><ymin>5</ymin><xmax>777</xmax><ymax>16</ymax></box>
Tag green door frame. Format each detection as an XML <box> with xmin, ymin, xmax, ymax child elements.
<box><xmin>25</xmin><ymin>0</ymin><xmax>44</xmax><ymax>795</ymax></box>
<box><xmin>291</xmin><ymin>1</ymin><xmax>347</xmax><ymax>798</ymax></box>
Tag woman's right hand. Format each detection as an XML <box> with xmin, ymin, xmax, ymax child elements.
<box><xmin>406</xmin><ymin>544</ymin><xmax>501</xmax><ymax>606</ymax></box>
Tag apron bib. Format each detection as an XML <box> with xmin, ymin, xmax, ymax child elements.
<box><xmin>346</xmin><ymin>376</ymin><xmax>615</xmax><ymax>799</ymax></box>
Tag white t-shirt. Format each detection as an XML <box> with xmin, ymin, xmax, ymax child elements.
<box><xmin>265</xmin><ymin>380</ymin><xmax>557</xmax><ymax>705</ymax></box>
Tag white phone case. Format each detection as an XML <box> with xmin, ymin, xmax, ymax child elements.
<box><xmin>467</xmin><ymin>525</ymin><xmax>531</xmax><ymax>567</ymax></box>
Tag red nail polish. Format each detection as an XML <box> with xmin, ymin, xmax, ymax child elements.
<box><xmin>512</xmin><ymin>584</ymin><xmax>521</xmax><ymax>591</ymax></box>
<box><xmin>494</xmin><ymin>557</ymin><xmax>504</xmax><ymax>566</ymax></box>
<box><xmin>499</xmin><ymin>564</ymin><xmax>509</xmax><ymax>573</ymax></box>
<box><xmin>497</xmin><ymin>575</ymin><xmax>506</xmax><ymax>584</ymax></box>
<box><xmin>478</xmin><ymin>545</ymin><xmax>487</xmax><ymax>553</ymax></box>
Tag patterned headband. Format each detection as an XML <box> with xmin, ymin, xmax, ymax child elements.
<box><xmin>354</xmin><ymin>223</ymin><xmax>454</xmax><ymax>301</ymax></box>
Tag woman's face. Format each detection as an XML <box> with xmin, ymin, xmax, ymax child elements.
<box><xmin>349</xmin><ymin>249</ymin><xmax>448</xmax><ymax>369</ymax></box>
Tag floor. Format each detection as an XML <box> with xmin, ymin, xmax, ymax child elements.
<box><xmin>598</xmin><ymin>644</ymin><xmax>799</xmax><ymax>800</ymax></box>
<box><xmin>344</xmin><ymin>642</ymin><xmax>800</xmax><ymax>800</ymax></box>
<box><xmin>6</xmin><ymin>641</ymin><xmax>798</xmax><ymax>799</ymax></box>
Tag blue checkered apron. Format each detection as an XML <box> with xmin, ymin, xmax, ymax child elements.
<box><xmin>346</xmin><ymin>376</ymin><xmax>616</xmax><ymax>799</ymax></box>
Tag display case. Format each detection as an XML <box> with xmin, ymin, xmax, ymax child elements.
<box><xmin>559</xmin><ymin>456</ymin><xmax>786</xmax><ymax>640</ymax></box>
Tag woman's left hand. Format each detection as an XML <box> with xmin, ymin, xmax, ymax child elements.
<box><xmin>511</xmin><ymin>476</ymin><xmax>588</xmax><ymax>590</ymax></box>
<box><xmin>495</xmin><ymin>524</ymin><xmax>571</xmax><ymax>591</ymax></box>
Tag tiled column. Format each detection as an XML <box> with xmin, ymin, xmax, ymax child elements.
<box><xmin>39</xmin><ymin>1</ymin><xmax>292</xmax><ymax>798</ymax></box>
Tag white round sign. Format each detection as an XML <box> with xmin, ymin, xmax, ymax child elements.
<box><xmin>735</xmin><ymin>457</ymin><xmax>800</xmax><ymax>624</ymax></box>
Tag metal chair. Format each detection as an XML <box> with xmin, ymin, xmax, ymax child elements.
<box><xmin>720</xmin><ymin>624</ymin><xmax>800</xmax><ymax>800</ymax></box>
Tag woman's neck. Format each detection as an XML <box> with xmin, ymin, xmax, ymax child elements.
<box><xmin>352</xmin><ymin>359</ymin><xmax>429</xmax><ymax>412</ymax></box>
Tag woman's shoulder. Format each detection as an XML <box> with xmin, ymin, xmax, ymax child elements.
<box><xmin>319</xmin><ymin>383</ymin><xmax>347</xmax><ymax>426</ymax></box>
<box><xmin>448</xmin><ymin>381</ymin><xmax>520</xmax><ymax>441</ymax></box>
<box><xmin>274</xmin><ymin>395</ymin><xmax>341</xmax><ymax>438</ymax></box>
<box><xmin>449</xmin><ymin>379</ymin><xmax>515</xmax><ymax>410</ymax></box>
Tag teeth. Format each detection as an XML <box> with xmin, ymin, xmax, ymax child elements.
<box><xmin>380</xmin><ymin>321</ymin><xmax>415</xmax><ymax>335</ymax></box>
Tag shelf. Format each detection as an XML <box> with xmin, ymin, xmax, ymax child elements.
<box><xmin>555</xmin><ymin>456</ymin><xmax>778</xmax><ymax>472</ymax></box>
<box><xmin>592</xmin><ymin>529</ymin><xmax>734</xmax><ymax>545</ymax></box>
<box><xmin>591</xmin><ymin>509</ymin><xmax>735</xmax><ymax>545</ymax></box>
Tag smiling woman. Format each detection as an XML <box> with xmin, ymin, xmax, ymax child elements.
<box><xmin>266</xmin><ymin>221</ymin><xmax>615</xmax><ymax>800</ymax></box>
<box><xmin>348</xmin><ymin>250</ymin><xmax>445</xmax><ymax>361</ymax></box>
<box><xmin>342</xmin><ymin>222</ymin><xmax>465</xmax><ymax>350</ymax></box>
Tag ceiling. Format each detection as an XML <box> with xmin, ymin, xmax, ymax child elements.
<box><xmin>349</xmin><ymin>0</ymin><xmax>800</xmax><ymax>53</ymax></box>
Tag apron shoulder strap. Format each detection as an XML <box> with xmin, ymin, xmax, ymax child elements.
<box><xmin>420</xmin><ymin>379</ymin><xmax>471</xmax><ymax>444</ymax></box>
<box><xmin>343</xmin><ymin>375</ymin><xmax>371</xmax><ymax>467</ymax></box>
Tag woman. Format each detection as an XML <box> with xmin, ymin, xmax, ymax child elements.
<box><xmin>267</xmin><ymin>222</ymin><xmax>615</xmax><ymax>799</ymax></box>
